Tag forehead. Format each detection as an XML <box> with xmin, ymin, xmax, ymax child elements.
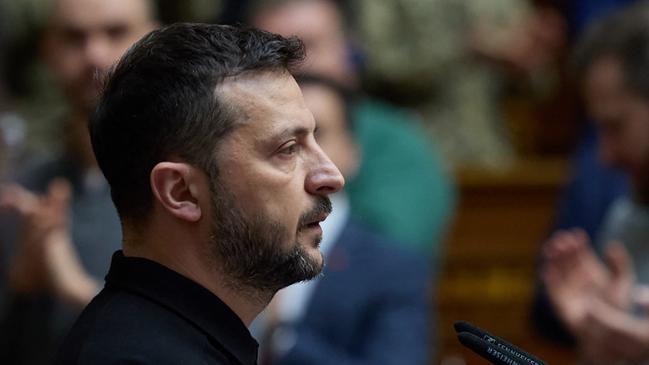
<box><xmin>49</xmin><ymin>0</ymin><xmax>152</xmax><ymax>29</ymax></box>
<box><xmin>219</xmin><ymin>71</ymin><xmax>315</xmax><ymax>138</ymax></box>
<box><xmin>254</xmin><ymin>0</ymin><xmax>341</xmax><ymax>38</ymax></box>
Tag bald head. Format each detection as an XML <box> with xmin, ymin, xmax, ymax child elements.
<box><xmin>44</xmin><ymin>0</ymin><xmax>157</xmax><ymax>112</ymax></box>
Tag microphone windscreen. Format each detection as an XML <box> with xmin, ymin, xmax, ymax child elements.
<box><xmin>454</xmin><ymin>321</ymin><xmax>547</xmax><ymax>365</ymax></box>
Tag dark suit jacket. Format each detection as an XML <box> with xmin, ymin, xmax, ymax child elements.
<box><xmin>275</xmin><ymin>219</ymin><xmax>432</xmax><ymax>365</ymax></box>
<box><xmin>55</xmin><ymin>252</ymin><xmax>258</xmax><ymax>365</ymax></box>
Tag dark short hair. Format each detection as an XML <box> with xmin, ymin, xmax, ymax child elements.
<box><xmin>294</xmin><ymin>73</ymin><xmax>356</xmax><ymax>132</ymax></box>
<box><xmin>91</xmin><ymin>23</ymin><xmax>305</xmax><ymax>224</ymax></box>
<box><xmin>574</xmin><ymin>1</ymin><xmax>649</xmax><ymax>98</ymax></box>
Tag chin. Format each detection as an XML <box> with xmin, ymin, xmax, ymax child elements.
<box><xmin>311</xmin><ymin>248</ymin><xmax>325</xmax><ymax>268</ymax></box>
<box><xmin>297</xmin><ymin>232</ymin><xmax>322</xmax><ymax>249</ymax></box>
<box><xmin>299</xmin><ymin>240</ymin><xmax>324</xmax><ymax>266</ymax></box>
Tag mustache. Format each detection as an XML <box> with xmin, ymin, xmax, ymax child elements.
<box><xmin>298</xmin><ymin>196</ymin><xmax>332</xmax><ymax>229</ymax></box>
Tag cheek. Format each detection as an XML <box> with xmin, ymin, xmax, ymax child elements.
<box><xmin>635</xmin><ymin>137</ymin><xmax>649</xmax><ymax>166</ymax></box>
<box><xmin>627</xmin><ymin>116</ymin><xmax>649</xmax><ymax>161</ymax></box>
<box><xmin>53</xmin><ymin>52</ymin><xmax>85</xmax><ymax>82</ymax></box>
<box><xmin>261</xmin><ymin>180</ymin><xmax>305</xmax><ymax>224</ymax></box>
<box><xmin>611</xmin><ymin>130</ymin><xmax>649</xmax><ymax>171</ymax></box>
<box><xmin>219</xmin><ymin>142</ymin><xmax>310</xmax><ymax>233</ymax></box>
<box><xmin>231</xmin><ymin>175</ymin><xmax>304</xmax><ymax>228</ymax></box>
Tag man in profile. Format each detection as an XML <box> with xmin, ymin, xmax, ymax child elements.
<box><xmin>253</xmin><ymin>74</ymin><xmax>431</xmax><ymax>365</ymax></box>
<box><xmin>55</xmin><ymin>23</ymin><xmax>344</xmax><ymax>364</ymax></box>
<box><xmin>249</xmin><ymin>0</ymin><xmax>455</xmax><ymax>255</ymax></box>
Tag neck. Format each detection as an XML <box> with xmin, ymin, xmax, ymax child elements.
<box><xmin>123</xmin><ymin>223</ymin><xmax>271</xmax><ymax>326</ymax></box>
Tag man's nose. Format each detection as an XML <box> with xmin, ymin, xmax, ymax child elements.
<box><xmin>305</xmin><ymin>147</ymin><xmax>345</xmax><ymax>196</ymax></box>
<box><xmin>83</xmin><ymin>37</ymin><xmax>115</xmax><ymax>71</ymax></box>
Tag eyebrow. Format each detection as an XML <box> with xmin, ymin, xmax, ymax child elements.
<box><xmin>275</xmin><ymin>126</ymin><xmax>312</xmax><ymax>140</ymax></box>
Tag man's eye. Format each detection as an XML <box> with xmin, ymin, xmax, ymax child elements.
<box><xmin>279</xmin><ymin>143</ymin><xmax>299</xmax><ymax>155</ymax></box>
<box><xmin>106</xmin><ymin>25</ymin><xmax>129</xmax><ymax>40</ymax></box>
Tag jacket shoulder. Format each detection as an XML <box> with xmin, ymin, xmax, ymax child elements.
<box><xmin>55</xmin><ymin>288</ymin><xmax>231</xmax><ymax>365</ymax></box>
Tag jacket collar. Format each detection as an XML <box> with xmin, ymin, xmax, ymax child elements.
<box><xmin>105</xmin><ymin>251</ymin><xmax>258</xmax><ymax>365</ymax></box>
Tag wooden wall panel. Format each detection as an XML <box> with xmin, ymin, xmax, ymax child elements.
<box><xmin>435</xmin><ymin>159</ymin><xmax>577</xmax><ymax>365</ymax></box>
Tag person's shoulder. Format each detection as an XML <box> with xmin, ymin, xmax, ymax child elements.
<box><xmin>350</xmin><ymin>97</ymin><xmax>447</xmax><ymax>176</ymax></box>
<box><xmin>55</xmin><ymin>287</ymin><xmax>229</xmax><ymax>364</ymax></box>
<box><xmin>322</xmin><ymin>219</ymin><xmax>431</xmax><ymax>299</ymax></box>
<box><xmin>338</xmin><ymin>219</ymin><xmax>430</xmax><ymax>273</ymax></box>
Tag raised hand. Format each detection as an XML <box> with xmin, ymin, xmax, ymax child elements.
<box><xmin>0</xmin><ymin>179</ymin><xmax>98</xmax><ymax>307</ymax></box>
<box><xmin>1</xmin><ymin>180</ymin><xmax>68</xmax><ymax>293</ymax></box>
<box><xmin>579</xmin><ymin>297</ymin><xmax>649</xmax><ymax>365</ymax></box>
<box><xmin>541</xmin><ymin>229</ymin><xmax>634</xmax><ymax>336</ymax></box>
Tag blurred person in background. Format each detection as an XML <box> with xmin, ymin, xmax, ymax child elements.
<box><xmin>0</xmin><ymin>0</ymin><xmax>157</xmax><ymax>363</ymax></box>
<box><xmin>248</xmin><ymin>0</ymin><xmax>455</xmax><ymax>257</ymax></box>
<box><xmin>540</xmin><ymin>3</ymin><xmax>649</xmax><ymax>364</ymax></box>
<box><xmin>547</xmin><ymin>0</ymin><xmax>638</xmax><ymax>276</ymax></box>
<box><xmin>533</xmin><ymin>0</ymin><xmax>640</xmax><ymax>345</ymax></box>
<box><xmin>252</xmin><ymin>74</ymin><xmax>431</xmax><ymax>365</ymax></box>
<box><xmin>355</xmin><ymin>0</ymin><xmax>565</xmax><ymax>169</ymax></box>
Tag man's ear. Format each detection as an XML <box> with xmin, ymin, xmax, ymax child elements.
<box><xmin>150</xmin><ymin>162</ymin><xmax>203</xmax><ymax>222</ymax></box>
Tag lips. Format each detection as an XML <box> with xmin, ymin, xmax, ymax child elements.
<box><xmin>298</xmin><ymin>197</ymin><xmax>332</xmax><ymax>232</ymax></box>
<box><xmin>303</xmin><ymin>212</ymin><xmax>329</xmax><ymax>229</ymax></box>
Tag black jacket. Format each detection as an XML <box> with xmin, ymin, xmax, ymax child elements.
<box><xmin>55</xmin><ymin>251</ymin><xmax>258</xmax><ymax>365</ymax></box>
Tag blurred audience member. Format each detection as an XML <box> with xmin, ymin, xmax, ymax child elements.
<box><xmin>249</xmin><ymin>0</ymin><xmax>455</xmax><ymax>255</ymax></box>
<box><xmin>533</xmin><ymin>0</ymin><xmax>640</xmax><ymax>344</ymax></box>
<box><xmin>253</xmin><ymin>74</ymin><xmax>431</xmax><ymax>365</ymax></box>
<box><xmin>550</xmin><ymin>124</ymin><xmax>629</xmax><ymax>245</ymax></box>
<box><xmin>542</xmin><ymin>229</ymin><xmax>644</xmax><ymax>365</ymax></box>
<box><xmin>0</xmin><ymin>0</ymin><xmax>157</xmax><ymax>363</ymax></box>
<box><xmin>550</xmin><ymin>0</ymin><xmax>640</xmax><ymax>254</ymax></box>
<box><xmin>356</xmin><ymin>0</ymin><xmax>565</xmax><ymax>168</ymax></box>
<box><xmin>541</xmin><ymin>3</ymin><xmax>649</xmax><ymax>364</ymax></box>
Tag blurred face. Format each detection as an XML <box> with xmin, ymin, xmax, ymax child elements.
<box><xmin>208</xmin><ymin>72</ymin><xmax>345</xmax><ymax>291</ymax></box>
<box><xmin>43</xmin><ymin>0</ymin><xmax>156</xmax><ymax>112</ymax></box>
<box><xmin>252</xmin><ymin>0</ymin><xmax>354</xmax><ymax>85</ymax></box>
<box><xmin>584</xmin><ymin>56</ymin><xmax>649</xmax><ymax>190</ymax></box>
<box><xmin>301</xmin><ymin>83</ymin><xmax>359</xmax><ymax>178</ymax></box>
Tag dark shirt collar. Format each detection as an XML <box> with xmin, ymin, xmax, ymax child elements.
<box><xmin>105</xmin><ymin>251</ymin><xmax>259</xmax><ymax>365</ymax></box>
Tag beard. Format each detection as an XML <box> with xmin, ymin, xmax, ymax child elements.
<box><xmin>207</xmin><ymin>179</ymin><xmax>331</xmax><ymax>294</ymax></box>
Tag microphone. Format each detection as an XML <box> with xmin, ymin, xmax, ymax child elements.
<box><xmin>457</xmin><ymin>332</ymin><xmax>533</xmax><ymax>365</ymax></box>
<box><xmin>454</xmin><ymin>321</ymin><xmax>548</xmax><ymax>365</ymax></box>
